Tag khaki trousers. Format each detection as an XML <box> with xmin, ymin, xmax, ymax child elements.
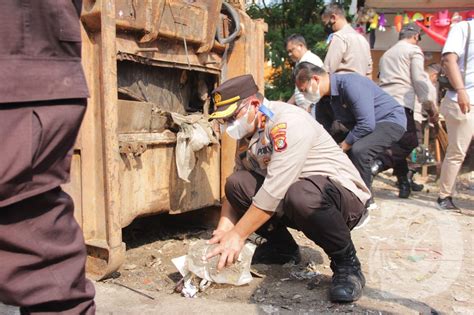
<box><xmin>439</xmin><ymin>98</ymin><xmax>474</xmax><ymax>198</ymax></box>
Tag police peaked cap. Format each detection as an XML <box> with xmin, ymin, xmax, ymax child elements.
<box><xmin>209</xmin><ymin>74</ymin><xmax>259</xmax><ymax>119</ymax></box>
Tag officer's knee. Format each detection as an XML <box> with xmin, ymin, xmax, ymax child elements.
<box><xmin>224</xmin><ymin>170</ymin><xmax>259</xmax><ymax>203</ymax></box>
<box><xmin>224</xmin><ymin>174</ymin><xmax>237</xmax><ymax>195</ymax></box>
<box><xmin>349</xmin><ymin>144</ymin><xmax>367</xmax><ymax>166</ymax></box>
<box><xmin>224</xmin><ymin>172</ymin><xmax>243</xmax><ymax>199</ymax></box>
<box><xmin>350</xmin><ymin>143</ymin><xmax>364</xmax><ymax>157</ymax></box>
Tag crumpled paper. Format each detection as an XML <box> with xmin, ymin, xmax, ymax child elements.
<box><xmin>171</xmin><ymin>113</ymin><xmax>218</xmax><ymax>182</ymax></box>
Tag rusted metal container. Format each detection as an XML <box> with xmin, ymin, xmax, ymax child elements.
<box><xmin>62</xmin><ymin>0</ymin><xmax>266</xmax><ymax>279</ymax></box>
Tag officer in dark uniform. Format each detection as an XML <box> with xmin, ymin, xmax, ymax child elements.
<box><xmin>0</xmin><ymin>1</ymin><xmax>95</xmax><ymax>314</ymax></box>
<box><xmin>293</xmin><ymin>62</ymin><xmax>407</xmax><ymax>209</ymax></box>
<box><xmin>205</xmin><ymin>75</ymin><xmax>371</xmax><ymax>302</ymax></box>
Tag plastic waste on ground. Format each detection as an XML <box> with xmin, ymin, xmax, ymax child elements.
<box><xmin>172</xmin><ymin>239</ymin><xmax>256</xmax><ymax>291</ymax></box>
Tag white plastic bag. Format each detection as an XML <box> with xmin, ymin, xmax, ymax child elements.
<box><xmin>173</xmin><ymin>239</ymin><xmax>256</xmax><ymax>286</ymax></box>
<box><xmin>171</xmin><ymin>113</ymin><xmax>218</xmax><ymax>182</ymax></box>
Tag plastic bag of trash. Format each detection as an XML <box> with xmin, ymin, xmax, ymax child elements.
<box><xmin>173</xmin><ymin>240</ymin><xmax>256</xmax><ymax>286</ymax></box>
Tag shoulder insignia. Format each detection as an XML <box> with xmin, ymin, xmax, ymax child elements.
<box><xmin>270</xmin><ymin>123</ymin><xmax>287</xmax><ymax>152</ymax></box>
<box><xmin>270</xmin><ymin>123</ymin><xmax>287</xmax><ymax>136</ymax></box>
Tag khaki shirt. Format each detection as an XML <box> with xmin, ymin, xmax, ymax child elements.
<box><xmin>414</xmin><ymin>81</ymin><xmax>437</xmax><ymax>123</ymax></box>
<box><xmin>324</xmin><ymin>24</ymin><xmax>373</xmax><ymax>78</ymax></box>
<box><xmin>379</xmin><ymin>40</ymin><xmax>431</xmax><ymax>111</ymax></box>
<box><xmin>236</xmin><ymin>100</ymin><xmax>371</xmax><ymax>213</ymax></box>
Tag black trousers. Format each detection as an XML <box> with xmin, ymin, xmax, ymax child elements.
<box><xmin>225</xmin><ymin>171</ymin><xmax>365</xmax><ymax>255</ymax></box>
<box><xmin>348</xmin><ymin>122</ymin><xmax>406</xmax><ymax>190</ymax></box>
<box><xmin>378</xmin><ymin>108</ymin><xmax>418</xmax><ymax>177</ymax></box>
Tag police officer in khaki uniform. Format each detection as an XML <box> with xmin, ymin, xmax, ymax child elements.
<box><xmin>372</xmin><ymin>23</ymin><xmax>438</xmax><ymax>199</ymax></box>
<box><xmin>320</xmin><ymin>3</ymin><xmax>373</xmax><ymax>78</ymax></box>
<box><xmin>205</xmin><ymin>75</ymin><xmax>371</xmax><ymax>302</ymax></box>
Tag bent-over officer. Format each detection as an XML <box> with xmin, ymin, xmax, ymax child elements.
<box><xmin>293</xmin><ymin>62</ymin><xmax>407</xmax><ymax>209</ymax></box>
<box><xmin>205</xmin><ymin>74</ymin><xmax>371</xmax><ymax>302</ymax></box>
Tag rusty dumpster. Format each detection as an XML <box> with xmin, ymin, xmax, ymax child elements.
<box><xmin>63</xmin><ymin>0</ymin><xmax>267</xmax><ymax>279</ymax></box>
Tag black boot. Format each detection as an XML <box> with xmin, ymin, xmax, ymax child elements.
<box><xmin>407</xmin><ymin>169</ymin><xmax>424</xmax><ymax>192</ymax></box>
<box><xmin>397</xmin><ymin>175</ymin><xmax>411</xmax><ymax>198</ymax></box>
<box><xmin>251</xmin><ymin>225</ymin><xmax>301</xmax><ymax>265</ymax></box>
<box><xmin>329</xmin><ymin>242</ymin><xmax>365</xmax><ymax>303</ymax></box>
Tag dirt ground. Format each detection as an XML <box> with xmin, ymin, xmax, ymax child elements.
<box><xmin>1</xmin><ymin>171</ymin><xmax>472</xmax><ymax>315</ymax></box>
<box><xmin>97</xmin><ymin>171</ymin><xmax>473</xmax><ymax>314</ymax></box>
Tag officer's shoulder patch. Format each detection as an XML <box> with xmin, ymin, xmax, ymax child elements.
<box><xmin>270</xmin><ymin>123</ymin><xmax>287</xmax><ymax>135</ymax></box>
<box><xmin>270</xmin><ymin>123</ymin><xmax>287</xmax><ymax>152</ymax></box>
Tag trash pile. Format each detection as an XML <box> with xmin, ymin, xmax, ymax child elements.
<box><xmin>172</xmin><ymin>240</ymin><xmax>256</xmax><ymax>298</ymax></box>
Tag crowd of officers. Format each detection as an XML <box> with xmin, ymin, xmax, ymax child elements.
<box><xmin>1</xmin><ymin>1</ymin><xmax>472</xmax><ymax>313</ymax></box>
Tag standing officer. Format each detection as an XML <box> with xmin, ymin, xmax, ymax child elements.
<box><xmin>205</xmin><ymin>74</ymin><xmax>371</xmax><ymax>303</ymax></box>
<box><xmin>372</xmin><ymin>23</ymin><xmax>438</xmax><ymax>199</ymax></box>
<box><xmin>0</xmin><ymin>1</ymin><xmax>95</xmax><ymax>314</ymax></box>
<box><xmin>293</xmin><ymin>62</ymin><xmax>407</xmax><ymax>209</ymax></box>
<box><xmin>320</xmin><ymin>3</ymin><xmax>373</xmax><ymax>78</ymax></box>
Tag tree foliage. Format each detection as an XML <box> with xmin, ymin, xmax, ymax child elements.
<box><xmin>247</xmin><ymin>0</ymin><xmax>328</xmax><ymax>101</ymax></box>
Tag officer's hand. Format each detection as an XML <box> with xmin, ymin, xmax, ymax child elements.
<box><xmin>209</xmin><ymin>229</ymin><xmax>227</xmax><ymax>242</ymax></box>
<box><xmin>429</xmin><ymin>112</ymin><xmax>439</xmax><ymax>124</ymax></box>
<box><xmin>205</xmin><ymin>230</ymin><xmax>245</xmax><ymax>271</ymax></box>
<box><xmin>340</xmin><ymin>141</ymin><xmax>352</xmax><ymax>152</ymax></box>
<box><xmin>457</xmin><ymin>89</ymin><xmax>471</xmax><ymax>114</ymax></box>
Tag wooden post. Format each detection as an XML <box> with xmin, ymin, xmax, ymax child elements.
<box><xmin>422</xmin><ymin>123</ymin><xmax>430</xmax><ymax>177</ymax></box>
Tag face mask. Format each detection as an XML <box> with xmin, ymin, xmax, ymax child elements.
<box><xmin>226</xmin><ymin>105</ymin><xmax>256</xmax><ymax>140</ymax></box>
<box><xmin>303</xmin><ymin>79</ymin><xmax>321</xmax><ymax>104</ymax></box>
<box><xmin>324</xmin><ymin>21</ymin><xmax>334</xmax><ymax>35</ymax></box>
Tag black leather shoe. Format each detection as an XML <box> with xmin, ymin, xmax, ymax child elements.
<box><xmin>437</xmin><ymin>196</ymin><xmax>460</xmax><ymax>211</ymax></box>
<box><xmin>251</xmin><ymin>241</ymin><xmax>301</xmax><ymax>265</ymax></box>
<box><xmin>397</xmin><ymin>176</ymin><xmax>411</xmax><ymax>199</ymax></box>
<box><xmin>329</xmin><ymin>242</ymin><xmax>365</xmax><ymax>303</ymax></box>
<box><xmin>370</xmin><ymin>159</ymin><xmax>384</xmax><ymax>176</ymax></box>
<box><xmin>410</xmin><ymin>180</ymin><xmax>424</xmax><ymax>192</ymax></box>
<box><xmin>407</xmin><ymin>169</ymin><xmax>424</xmax><ymax>191</ymax></box>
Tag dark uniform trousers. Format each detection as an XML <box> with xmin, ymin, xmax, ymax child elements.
<box><xmin>0</xmin><ymin>100</ymin><xmax>95</xmax><ymax>314</ymax></box>
<box><xmin>225</xmin><ymin>170</ymin><xmax>365</xmax><ymax>255</ymax></box>
<box><xmin>347</xmin><ymin>122</ymin><xmax>406</xmax><ymax>190</ymax></box>
<box><xmin>378</xmin><ymin>108</ymin><xmax>418</xmax><ymax>177</ymax></box>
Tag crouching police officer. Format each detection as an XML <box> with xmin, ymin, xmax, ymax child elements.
<box><xmin>205</xmin><ymin>74</ymin><xmax>371</xmax><ymax>302</ymax></box>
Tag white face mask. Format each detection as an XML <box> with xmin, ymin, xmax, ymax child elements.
<box><xmin>226</xmin><ymin>105</ymin><xmax>256</xmax><ymax>140</ymax></box>
<box><xmin>303</xmin><ymin>79</ymin><xmax>321</xmax><ymax>104</ymax></box>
